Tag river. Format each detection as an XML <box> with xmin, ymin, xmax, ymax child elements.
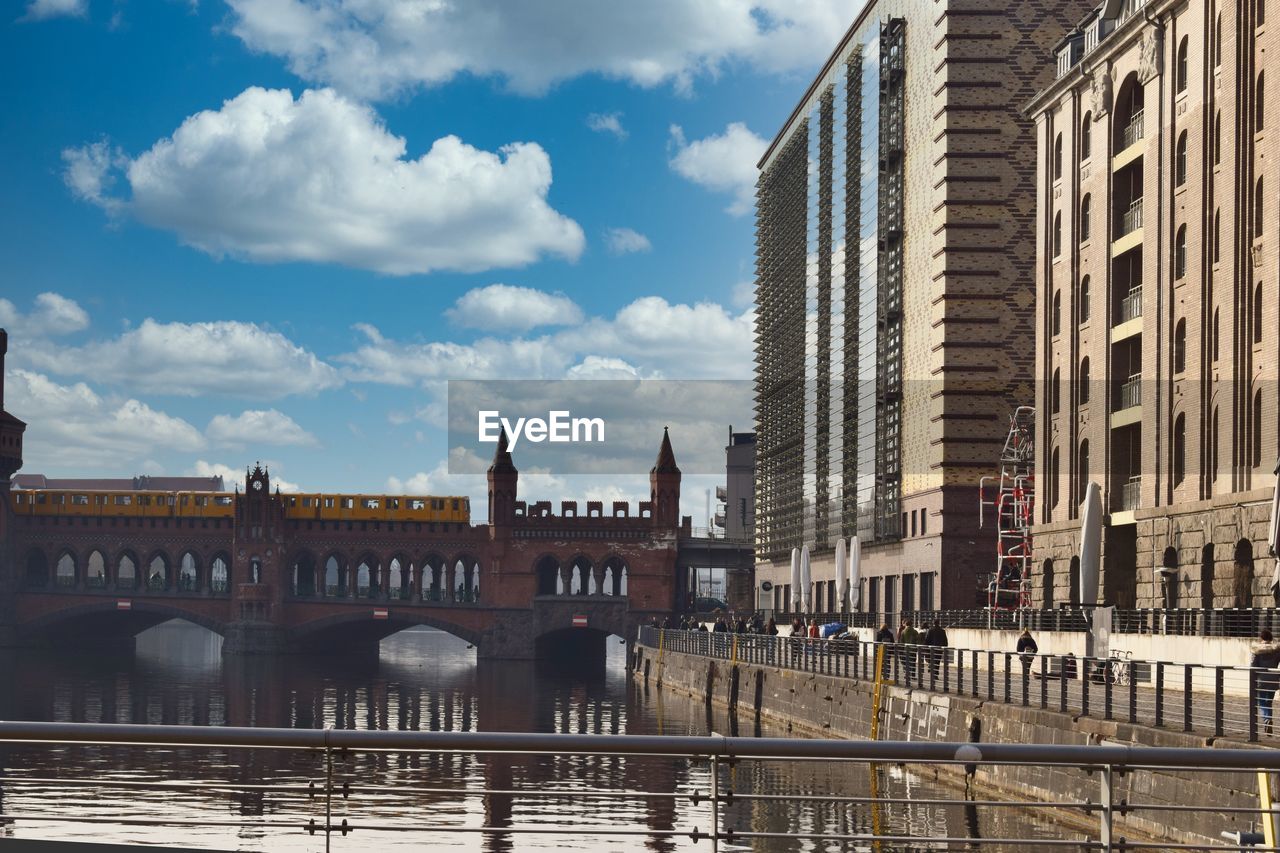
<box><xmin>0</xmin><ymin>622</ymin><xmax>1083</xmax><ymax>851</ymax></box>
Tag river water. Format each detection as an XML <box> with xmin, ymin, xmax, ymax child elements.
<box><xmin>0</xmin><ymin>622</ymin><xmax>1083</xmax><ymax>851</ymax></box>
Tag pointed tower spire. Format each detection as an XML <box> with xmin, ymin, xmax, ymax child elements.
<box><xmin>488</xmin><ymin>427</ymin><xmax>516</xmax><ymax>474</ymax></box>
<box><xmin>487</xmin><ymin>427</ymin><xmax>518</xmax><ymax>532</ymax></box>
<box><xmin>651</xmin><ymin>426</ymin><xmax>680</xmax><ymax>474</ymax></box>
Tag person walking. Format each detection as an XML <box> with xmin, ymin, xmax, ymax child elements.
<box><xmin>875</xmin><ymin>622</ymin><xmax>895</xmax><ymax>680</ymax></box>
<box><xmin>1016</xmin><ymin>628</ymin><xmax>1039</xmax><ymax>688</ymax></box>
<box><xmin>765</xmin><ymin>617</ymin><xmax>779</xmax><ymax>636</ymax></box>
<box><xmin>923</xmin><ymin>620</ymin><xmax>949</xmax><ymax>683</ymax></box>
<box><xmin>1252</xmin><ymin>630</ymin><xmax>1280</xmax><ymax>734</ymax></box>
<box><xmin>898</xmin><ymin>619</ymin><xmax>919</xmax><ymax>682</ymax></box>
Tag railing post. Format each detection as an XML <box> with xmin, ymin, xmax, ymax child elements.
<box><xmin>1039</xmin><ymin>654</ymin><xmax>1048</xmax><ymax>709</ymax></box>
<box><xmin>1104</xmin><ymin>662</ymin><xmax>1114</xmax><ymax>720</ymax></box>
<box><xmin>1003</xmin><ymin>653</ymin><xmax>1011</xmax><ymax>704</ymax></box>
<box><xmin>987</xmin><ymin>651</ymin><xmax>995</xmax><ymax>700</ymax></box>
<box><xmin>1154</xmin><ymin>662</ymin><xmax>1164</xmax><ymax>727</ymax></box>
<box><xmin>324</xmin><ymin>730</ymin><xmax>334</xmax><ymax>853</ymax></box>
<box><xmin>1251</xmin><ymin>668</ymin><xmax>1260</xmax><ymax>743</ymax></box>
<box><xmin>1060</xmin><ymin>656</ymin><xmax>1068</xmax><ymax>713</ymax></box>
<box><xmin>972</xmin><ymin>650</ymin><xmax>979</xmax><ymax>698</ymax></box>
<box><xmin>1082</xmin><ymin>660</ymin><xmax>1091</xmax><ymax>717</ymax></box>
<box><xmin>1216</xmin><ymin>667</ymin><xmax>1226</xmax><ymax>738</ymax></box>
<box><xmin>709</xmin><ymin>752</ymin><xmax>721</xmax><ymax>853</ymax></box>
<box><xmin>1128</xmin><ymin>665</ymin><xmax>1138</xmax><ymax>724</ymax></box>
<box><xmin>1184</xmin><ymin>666</ymin><xmax>1193</xmax><ymax>732</ymax></box>
<box><xmin>1100</xmin><ymin>763</ymin><xmax>1114</xmax><ymax>853</ymax></box>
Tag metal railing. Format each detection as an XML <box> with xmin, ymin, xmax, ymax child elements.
<box><xmin>1121</xmin><ymin>109</ymin><xmax>1145</xmax><ymax>149</ymax></box>
<box><xmin>3</xmin><ymin>720</ymin><xmax>1280</xmax><ymax>851</ymax></box>
<box><xmin>1120</xmin><ymin>285</ymin><xmax>1143</xmax><ymax>322</ymax></box>
<box><xmin>1119</xmin><ymin>197</ymin><xmax>1144</xmax><ymax>236</ymax></box>
<box><xmin>645</xmin><ymin>627</ymin><xmax>1280</xmax><ymax>744</ymax></box>
<box><xmin>1118</xmin><ymin>373</ymin><xmax>1143</xmax><ymax>410</ymax></box>
<box><xmin>1117</xmin><ymin>476</ymin><xmax>1143</xmax><ymax>511</ymax></box>
<box><xmin>762</xmin><ymin>607</ymin><xmax>1280</xmax><ymax>639</ymax></box>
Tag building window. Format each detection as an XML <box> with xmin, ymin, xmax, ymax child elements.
<box><xmin>1177</xmin><ymin>36</ymin><xmax>1189</xmax><ymax>92</ymax></box>
<box><xmin>1214</xmin><ymin>307</ymin><xmax>1221</xmax><ymax>360</ymax></box>
<box><xmin>1174</xmin><ymin>414</ymin><xmax>1187</xmax><ymax>485</ymax></box>
<box><xmin>1256</xmin><ymin>177</ymin><xmax>1265</xmax><ymax>238</ymax></box>
<box><xmin>1261</xmin><ymin>0</ymin><xmax>1268</xmax><ymax>26</ymax></box>
<box><xmin>1216</xmin><ymin>12</ymin><xmax>1223</xmax><ymax>67</ymax></box>
<box><xmin>1175</xmin><ymin>225</ymin><xmax>1187</xmax><ymax>278</ymax></box>
<box><xmin>1214</xmin><ymin>111</ymin><xmax>1222</xmax><ymax>164</ymax></box>
<box><xmin>1174</xmin><ymin>318</ymin><xmax>1187</xmax><ymax>373</ymax></box>
<box><xmin>910</xmin><ymin>509</ymin><xmax>917</xmax><ymax>537</ymax></box>
<box><xmin>1052</xmin><ymin>368</ymin><xmax>1061</xmax><ymax>414</ymax></box>
<box><xmin>1054</xmin><ymin>133</ymin><xmax>1063</xmax><ymax>180</ymax></box>
<box><xmin>1080</xmin><ymin>357</ymin><xmax>1091</xmax><ymax>404</ymax></box>
<box><xmin>1081</xmin><ymin>113</ymin><xmax>1092</xmax><ymax>160</ymax></box>
<box><xmin>1050</xmin><ymin>447</ymin><xmax>1061</xmax><ymax>508</ymax></box>
<box><xmin>1176</xmin><ymin>131</ymin><xmax>1187</xmax><ymax>186</ymax></box>
<box><xmin>1053</xmin><ymin>212</ymin><xmax>1062</xmax><ymax>257</ymax></box>
<box><xmin>1078</xmin><ymin>439</ymin><xmax>1090</xmax><ymax>493</ymax></box>
<box><xmin>1254</xmin><ymin>389</ymin><xmax>1265</xmax><ymax>467</ymax></box>
<box><xmin>1256</xmin><ymin>282</ymin><xmax>1265</xmax><ymax>343</ymax></box>
<box><xmin>1080</xmin><ymin>275</ymin><xmax>1091</xmax><ymax>320</ymax></box>
<box><xmin>920</xmin><ymin>510</ymin><xmax>927</xmax><ymax>536</ymax></box>
<box><xmin>1080</xmin><ymin>194</ymin><xmax>1091</xmax><ymax>242</ymax></box>
<box><xmin>1214</xmin><ymin>209</ymin><xmax>1221</xmax><ymax>262</ymax></box>
<box><xmin>1211</xmin><ymin>406</ymin><xmax>1220</xmax><ymax>481</ymax></box>
<box><xmin>1052</xmin><ymin>289</ymin><xmax>1062</xmax><ymax>335</ymax></box>
<box><xmin>1258</xmin><ymin>72</ymin><xmax>1266</xmax><ymax>131</ymax></box>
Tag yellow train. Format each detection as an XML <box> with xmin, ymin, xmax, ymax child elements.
<box><xmin>9</xmin><ymin>489</ymin><xmax>471</xmax><ymax>524</ymax></box>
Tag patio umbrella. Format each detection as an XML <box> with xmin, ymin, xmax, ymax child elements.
<box><xmin>849</xmin><ymin>536</ymin><xmax>862</xmax><ymax>610</ymax></box>
<box><xmin>835</xmin><ymin>537</ymin><xmax>849</xmax><ymax>613</ymax></box>
<box><xmin>1079</xmin><ymin>481</ymin><xmax>1103</xmax><ymax>606</ymax></box>
<box><xmin>800</xmin><ymin>545</ymin><xmax>812</xmax><ymax>613</ymax></box>
<box><xmin>789</xmin><ymin>548</ymin><xmax>801</xmax><ymax>611</ymax></box>
<box><xmin>1268</xmin><ymin>459</ymin><xmax>1280</xmax><ymax>589</ymax></box>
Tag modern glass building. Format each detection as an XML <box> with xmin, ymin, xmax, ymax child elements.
<box><xmin>754</xmin><ymin>0</ymin><xmax>1093</xmax><ymax>617</ymax></box>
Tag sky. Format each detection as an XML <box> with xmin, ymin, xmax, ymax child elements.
<box><xmin>0</xmin><ymin>0</ymin><xmax>860</xmax><ymax>521</ymax></box>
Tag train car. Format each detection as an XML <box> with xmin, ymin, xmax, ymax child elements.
<box><xmin>280</xmin><ymin>493</ymin><xmax>470</xmax><ymax>524</ymax></box>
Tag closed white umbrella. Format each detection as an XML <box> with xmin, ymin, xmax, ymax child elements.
<box><xmin>1079</xmin><ymin>481</ymin><xmax>1103</xmax><ymax>606</ymax></box>
<box><xmin>1267</xmin><ymin>459</ymin><xmax>1280</xmax><ymax>589</ymax></box>
<box><xmin>849</xmin><ymin>536</ymin><xmax>862</xmax><ymax>610</ymax></box>
<box><xmin>835</xmin><ymin>538</ymin><xmax>849</xmax><ymax>614</ymax></box>
<box><xmin>789</xmin><ymin>548</ymin><xmax>801</xmax><ymax>611</ymax></box>
<box><xmin>800</xmin><ymin>545</ymin><xmax>812</xmax><ymax>613</ymax></box>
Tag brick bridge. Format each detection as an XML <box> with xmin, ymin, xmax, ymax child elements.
<box><xmin>0</xmin><ymin>341</ymin><xmax>699</xmax><ymax>659</ymax></box>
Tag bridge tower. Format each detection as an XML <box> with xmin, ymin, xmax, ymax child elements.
<box><xmin>650</xmin><ymin>427</ymin><xmax>681</xmax><ymax>528</ymax></box>
<box><xmin>0</xmin><ymin>329</ymin><xmax>26</xmax><ymax>646</ymax></box>
<box><xmin>487</xmin><ymin>429</ymin><xmax>518</xmax><ymax>533</ymax></box>
<box><xmin>223</xmin><ymin>464</ymin><xmax>289</xmax><ymax>654</ymax></box>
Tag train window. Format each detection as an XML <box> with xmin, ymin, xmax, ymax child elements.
<box><xmin>35</xmin><ymin>493</ymin><xmax>46</xmax><ymax>504</ymax></box>
<box><xmin>452</xmin><ymin>499</ymin><xmax>459</xmax><ymax>511</ymax></box>
<box><xmin>361</xmin><ymin>498</ymin><xmax>380</xmax><ymax>509</ymax></box>
<box><xmin>432</xmin><ymin>499</ymin><xmax>443</xmax><ymax>511</ymax></box>
<box><xmin>303</xmin><ymin>497</ymin><xmax>312</xmax><ymax>508</ymax></box>
<box><xmin>214</xmin><ymin>496</ymin><xmax>231</xmax><ymax>506</ymax></box>
<box><xmin>389</xmin><ymin>498</ymin><xmax>400</xmax><ymax>510</ymax></box>
<box><xmin>324</xmin><ymin>497</ymin><xmax>334</xmax><ymax>508</ymax></box>
<box><xmin>196</xmin><ymin>497</ymin><xmax>207</xmax><ymax>507</ymax></box>
<box><xmin>139</xmin><ymin>496</ymin><xmax>151</xmax><ymax>506</ymax></box>
<box><xmin>13</xmin><ymin>493</ymin><xmax>22</xmax><ymax>504</ymax></box>
<box><xmin>288</xmin><ymin>497</ymin><xmax>297</xmax><ymax>507</ymax></box>
<box><xmin>343</xmin><ymin>498</ymin><xmax>354</xmax><ymax>509</ymax></box>
<box><xmin>409</xmin><ymin>499</ymin><xmax>425</xmax><ymax>510</ymax></box>
<box><xmin>72</xmin><ymin>495</ymin><xmax>88</xmax><ymax>505</ymax></box>
<box><xmin>114</xmin><ymin>496</ymin><xmax>132</xmax><ymax>506</ymax></box>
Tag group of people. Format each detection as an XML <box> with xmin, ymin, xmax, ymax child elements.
<box><xmin>872</xmin><ymin>619</ymin><xmax>950</xmax><ymax>680</ymax></box>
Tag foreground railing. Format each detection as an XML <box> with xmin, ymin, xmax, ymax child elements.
<box><xmin>645</xmin><ymin>627</ymin><xmax>1280</xmax><ymax>743</ymax></box>
<box><xmin>2</xmin><ymin>721</ymin><xmax>1280</xmax><ymax>851</ymax></box>
<box><xmin>766</xmin><ymin>607</ymin><xmax>1280</xmax><ymax>638</ymax></box>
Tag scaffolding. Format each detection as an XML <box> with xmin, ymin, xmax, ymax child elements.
<box><xmin>979</xmin><ymin>406</ymin><xmax>1035</xmax><ymax>611</ymax></box>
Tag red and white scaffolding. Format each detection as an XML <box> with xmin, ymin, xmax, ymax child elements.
<box><xmin>978</xmin><ymin>406</ymin><xmax>1035</xmax><ymax>611</ymax></box>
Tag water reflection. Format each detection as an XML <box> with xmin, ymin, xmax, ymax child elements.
<box><xmin>0</xmin><ymin>621</ymin><xmax>1081</xmax><ymax>851</ymax></box>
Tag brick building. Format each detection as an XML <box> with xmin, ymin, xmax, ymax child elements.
<box><xmin>753</xmin><ymin>0</ymin><xmax>1093</xmax><ymax>620</ymax></box>
<box><xmin>1027</xmin><ymin>0</ymin><xmax>1278</xmax><ymax>608</ymax></box>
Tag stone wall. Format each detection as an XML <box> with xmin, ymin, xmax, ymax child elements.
<box><xmin>634</xmin><ymin>642</ymin><xmax>1269</xmax><ymax>846</ymax></box>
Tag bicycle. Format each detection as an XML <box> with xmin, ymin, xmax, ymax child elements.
<box><xmin>1108</xmin><ymin>650</ymin><xmax>1133</xmax><ymax>685</ymax></box>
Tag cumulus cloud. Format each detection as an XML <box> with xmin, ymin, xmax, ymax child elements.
<box><xmin>225</xmin><ymin>0</ymin><xmax>857</xmax><ymax>99</ymax></box>
<box><xmin>19</xmin><ymin>0</ymin><xmax>87</xmax><ymax>21</ymax></box>
<box><xmin>207</xmin><ymin>409</ymin><xmax>320</xmax><ymax>448</ymax></box>
<box><xmin>25</xmin><ymin>318</ymin><xmax>342</xmax><ymax>399</ymax></box>
<box><xmin>63</xmin><ymin>87</ymin><xmax>584</xmax><ymax>275</ymax></box>
<box><xmin>446</xmin><ymin>284</ymin><xmax>583</xmax><ymax>331</ymax></box>
<box><xmin>669</xmin><ymin>122</ymin><xmax>768</xmax><ymax>215</ymax></box>
<box><xmin>5</xmin><ymin>369</ymin><xmax>205</xmax><ymax>470</ymax></box>
<box><xmin>0</xmin><ymin>292</ymin><xmax>90</xmax><ymax>337</ymax></box>
<box><xmin>604</xmin><ymin>227</ymin><xmax>651</xmax><ymax>255</ymax></box>
<box><xmin>586</xmin><ymin>112</ymin><xmax>627</xmax><ymax>139</ymax></box>
<box><xmin>190</xmin><ymin>459</ymin><xmax>301</xmax><ymax>493</ymax></box>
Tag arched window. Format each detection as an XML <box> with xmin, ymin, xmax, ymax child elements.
<box><xmin>535</xmin><ymin>556</ymin><xmax>560</xmax><ymax>596</ymax></box>
<box><xmin>1201</xmin><ymin>543</ymin><xmax>1216</xmax><ymax>609</ymax></box>
<box><xmin>1052</xmin><ymin>289</ymin><xmax>1062</xmax><ymax>335</ymax></box>
<box><xmin>1216</xmin><ymin>12</ymin><xmax>1223</xmax><ymax>67</ymax></box>
<box><xmin>1079</xmin><ymin>275</ymin><xmax>1091</xmax><ymax>320</ymax></box>
<box><xmin>388</xmin><ymin>557</ymin><xmax>403</xmax><ymax>599</ymax></box>
<box><xmin>1081</xmin><ymin>113</ymin><xmax>1092</xmax><ymax>160</ymax></box>
<box><xmin>1254</xmin><ymin>388</ymin><xmax>1265</xmax><ymax>467</ymax></box>
<box><xmin>1211</xmin><ymin>406</ymin><xmax>1220</xmax><ymax>481</ymax></box>
<box><xmin>1214</xmin><ymin>209</ymin><xmax>1221</xmax><ymax>262</ymax></box>
<box><xmin>1214</xmin><ymin>111</ymin><xmax>1222</xmax><ymax>164</ymax></box>
<box><xmin>179</xmin><ymin>552</ymin><xmax>197</xmax><ymax>592</ymax></box>
<box><xmin>117</xmin><ymin>554</ymin><xmax>136</xmax><ymax>590</ymax></box>
<box><xmin>1173</xmin><ymin>413</ymin><xmax>1187</xmax><ymax>485</ymax></box>
<box><xmin>1175</xmin><ymin>225</ymin><xmax>1187</xmax><ymax>278</ymax></box>
<box><xmin>211</xmin><ymin>555</ymin><xmax>229</xmax><ymax>593</ymax></box>
<box><xmin>324</xmin><ymin>556</ymin><xmax>340</xmax><ymax>596</ymax></box>
<box><xmin>1069</xmin><ymin>556</ymin><xmax>1081</xmax><ymax>605</ymax></box>
<box><xmin>1256</xmin><ymin>177</ymin><xmax>1265</xmax><ymax>238</ymax></box>
<box><xmin>1043</xmin><ymin>559</ymin><xmax>1055</xmax><ymax>609</ymax></box>
<box><xmin>1162</xmin><ymin>547</ymin><xmax>1180</xmax><ymax>609</ymax></box>
<box><xmin>1177</xmin><ymin>36</ymin><xmax>1189</xmax><ymax>92</ymax></box>
<box><xmin>1213</xmin><ymin>307</ymin><xmax>1221</xmax><ymax>360</ymax></box>
<box><xmin>1261</xmin><ymin>0</ymin><xmax>1268</xmax><ymax>26</ymax></box>
<box><xmin>1258</xmin><ymin>72</ymin><xmax>1266</xmax><ymax>132</ymax></box>
<box><xmin>1174</xmin><ymin>318</ymin><xmax>1187</xmax><ymax>373</ymax></box>
<box><xmin>1079</xmin><ymin>357</ymin><xmax>1091</xmax><ymax>404</ymax></box>
<box><xmin>1176</xmin><ymin>131</ymin><xmax>1187</xmax><ymax>186</ymax></box>
<box><xmin>1080</xmin><ymin>194</ymin><xmax>1092</xmax><ymax>242</ymax></box>
<box><xmin>56</xmin><ymin>552</ymin><xmax>76</xmax><ymax>587</ymax></box>
<box><xmin>1256</xmin><ymin>282</ymin><xmax>1265</xmax><ymax>343</ymax></box>
<box><xmin>1053</xmin><ymin>212</ymin><xmax>1062</xmax><ymax>257</ymax></box>
<box><xmin>1050</xmin><ymin>446</ymin><xmax>1061</xmax><ymax>508</ymax></box>
<box><xmin>356</xmin><ymin>560</ymin><xmax>371</xmax><ymax>597</ymax></box>
<box><xmin>148</xmin><ymin>554</ymin><xmax>168</xmax><ymax>590</ymax></box>
<box><xmin>1078</xmin><ymin>439</ymin><xmax>1090</xmax><ymax>494</ymax></box>
<box><xmin>1053</xmin><ymin>133</ymin><xmax>1063</xmax><ymax>180</ymax></box>
<box><xmin>1052</xmin><ymin>367</ymin><xmax>1061</xmax><ymax>414</ymax></box>
<box><xmin>86</xmin><ymin>550</ymin><xmax>106</xmax><ymax>588</ymax></box>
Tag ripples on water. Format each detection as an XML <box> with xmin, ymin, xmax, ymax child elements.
<box><xmin>0</xmin><ymin>621</ymin><xmax>1083</xmax><ymax>851</ymax></box>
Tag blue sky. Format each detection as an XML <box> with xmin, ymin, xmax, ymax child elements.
<box><xmin>1</xmin><ymin>0</ymin><xmax>857</xmax><ymax>519</ymax></box>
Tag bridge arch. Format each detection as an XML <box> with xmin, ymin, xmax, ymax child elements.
<box><xmin>387</xmin><ymin>552</ymin><xmax>413</xmax><ymax>600</ymax></box>
<box><xmin>448</xmin><ymin>552</ymin><xmax>480</xmax><ymax>602</ymax></box>
<box><xmin>288</xmin><ymin>609</ymin><xmax>483</xmax><ymax>653</ymax></box>
<box><xmin>145</xmin><ymin>550</ymin><xmax>171</xmax><ymax>591</ymax></box>
<box><xmin>533</xmin><ymin>554</ymin><xmax>561</xmax><ymax>596</ymax></box>
<box><xmin>419</xmin><ymin>552</ymin><xmax>447</xmax><ymax>601</ymax></box>
<box><xmin>19</xmin><ymin>598</ymin><xmax>229</xmax><ymax>646</ymax></box>
<box><xmin>354</xmin><ymin>552</ymin><xmax>379</xmax><ymax>598</ymax></box>
<box><xmin>86</xmin><ymin>549</ymin><xmax>107</xmax><ymax>589</ymax></box>
<box><xmin>567</xmin><ymin>554</ymin><xmax>593</xmax><ymax>595</ymax></box>
<box><xmin>54</xmin><ymin>548</ymin><xmax>77</xmax><ymax>588</ymax></box>
<box><xmin>116</xmin><ymin>550</ymin><xmax>140</xmax><ymax>590</ymax></box>
<box><xmin>210</xmin><ymin>551</ymin><xmax>231</xmax><ymax>594</ymax></box>
<box><xmin>321</xmin><ymin>552</ymin><xmax>346</xmax><ymax>597</ymax></box>
<box><xmin>289</xmin><ymin>549</ymin><xmax>318</xmax><ymax>597</ymax></box>
<box><xmin>178</xmin><ymin>550</ymin><xmax>199</xmax><ymax>593</ymax></box>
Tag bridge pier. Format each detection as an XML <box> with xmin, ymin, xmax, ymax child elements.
<box><xmin>222</xmin><ymin>621</ymin><xmax>288</xmax><ymax>656</ymax></box>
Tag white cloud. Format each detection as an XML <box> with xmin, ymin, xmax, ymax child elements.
<box><xmin>446</xmin><ymin>284</ymin><xmax>583</xmax><ymax>331</ymax></box>
<box><xmin>0</xmin><ymin>292</ymin><xmax>90</xmax><ymax>337</ymax></box>
<box><xmin>207</xmin><ymin>409</ymin><xmax>320</xmax><ymax>448</ymax></box>
<box><xmin>190</xmin><ymin>459</ymin><xmax>301</xmax><ymax>493</ymax></box>
<box><xmin>64</xmin><ymin>86</ymin><xmax>584</xmax><ymax>275</ymax></box>
<box><xmin>25</xmin><ymin>318</ymin><xmax>342</xmax><ymax>399</ymax></box>
<box><xmin>565</xmin><ymin>356</ymin><xmax>642</xmax><ymax>379</ymax></box>
<box><xmin>731</xmin><ymin>280</ymin><xmax>755</xmax><ymax>309</ymax></box>
<box><xmin>586</xmin><ymin>111</ymin><xmax>627</xmax><ymax>139</ymax></box>
<box><xmin>604</xmin><ymin>227</ymin><xmax>651</xmax><ymax>255</ymax></box>
<box><xmin>669</xmin><ymin>122</ymin><xmax>767</xmax><ymax>216</ymax></box>
<box><xmin>5</xmin><ymin>369</ymin><xmax>205</xmax><ymax>470</ymax></box>
<box><xmin>225</xmin><ymin>0</ymin><xmax>858</xmax><ymax>99</ymax></box>
<box><xmin>19</xmin><ymin>0</ymin><xmax>87</xmax><ymax>21</ymax></box>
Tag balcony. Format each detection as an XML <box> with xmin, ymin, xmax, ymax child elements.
<box><xmin>1121</xmin><ymin>109</ymin><xmax>1145</xmax><ymax>150</ymax></box>
<box><xmin>1119</xmin><ymin>199</ymin><xmax>1144</xmax><ymax>237</ymax></box>
<box><xmin>1119</xmin><ymin>286</ymin><xmax>1143</xmax><ymax>323</ymax></box>
<box><xmin>1116</xmin><ymin>476</ymin><xmax>1142</xmax><ymax>511</ymax></box>
<box><xmin>1118</xmin><ymin>374</ymin><xmax>1142</xmax><ymax>411</ymax></box>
